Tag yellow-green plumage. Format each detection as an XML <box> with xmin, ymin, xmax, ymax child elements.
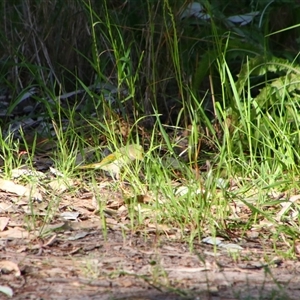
<box><xmin>78</xmin><ymin>144</ymin><xmax>144</xmax><ymax>179</ymax></box>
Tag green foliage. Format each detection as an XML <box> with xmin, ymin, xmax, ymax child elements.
<box><xmin>220</xmin><ymin>55</ymin><xmax>300</xmax><ymax>176</ymax></box>
<box><xmin>1</xmin><ymin>0</ymin><xmax>300</xmax><ymax>245</ymax></box>
<box><xmin>235</xmin><ymin>55</ymin><xmax>300</xmax><ymax>125</ymax></box>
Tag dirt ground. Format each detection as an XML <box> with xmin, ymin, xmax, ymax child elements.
<box><xmin>1</xmin><ymin>182</ymin><xmax>300</xmax><ymax>300</ymax></box>
<box><xmin>2</xmin><ymin>217</ymin><xmax>300</xmax><ymax>300</ymax></box>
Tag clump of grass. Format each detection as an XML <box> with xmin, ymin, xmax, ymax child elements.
<box><xmin>1</xmin><ymin>0</ymin><xmax>300</xmax><ymax>254</ymax></box>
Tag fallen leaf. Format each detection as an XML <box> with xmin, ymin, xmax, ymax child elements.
<box><xmin>219</xmin><ymin>243</ymin><xmax>244</xmax><ymax>251</ymax></box>
<box><xmin>0</xmin><ymin>217</ymin><xmax>9</xmax><ymax>231</ymax></box>
<box><xmin>0</xmin><ymin>227</ymin><xmax>32</xmax><ymax>239</ymax></box>
<box><xmin>0</xmin><ymin>179</ymin><xmax>42</xmax><ymax>201</ymax></box>
<box><xmin>11</xmin><ymin>167</ymin><xmax>46</xmax><ymax>179</ymax></box>
<box><xmin>276</xmin><ymin>194</ymin><xmax>300</xmax><ymax>221</ymax></box>
<box><xmin>68</xmin><ymin>231</ymin><xmax>89</xmax><ymax>240</ymax></box>
<box><xmin>60</xmin><ymin>212</ymin><xmax>80</xmax><ymax>220</ymax></box>
<box><xmin>202</xmin><ymin>236</ymin><xmax>224</xmax><ymax>246</ymax></box>
<box><xmin>0</xmin><ymin>260</ymin><xmax>21</xmax><ymax>277</ymax></box>
<box><xmin>0</xmin><ymin>203</ymin><xmax>13</xmax><ymax>212</ymax></box>
<box><xmin>0</xmin><ymin>285</ymin><xmax>13</xmax><ymax>298</ymax></box>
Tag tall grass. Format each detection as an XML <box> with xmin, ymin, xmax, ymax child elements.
<box><xmin>1</xmin><ymin>0</ymin><xmax>300</xmax><ymax>246</ymax></box>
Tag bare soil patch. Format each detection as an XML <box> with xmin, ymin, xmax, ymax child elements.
<box><xmin>2</xmin><ymin>219</ymin><xmax>300</xmax><ymax>300</ymax></box>
<box><xmin>1</xmin><ymin>180</ymin><xmax>300</xmax><ymax>300</ymax></box>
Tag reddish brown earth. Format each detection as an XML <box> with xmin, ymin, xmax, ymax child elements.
<box><xmin>2</xmin><ymin>222</ymin><xmax>300</xmax><ymax>300</ymax></box>
<box><xmin>1</xmin><ymin>183</ymin><xmax>300</xmax><ymax>300</ymax></box>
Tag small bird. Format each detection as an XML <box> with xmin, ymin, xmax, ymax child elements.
<box><xmin>78</xmin><ymin>144</ymin><xmax>144</xmax><ymax>179</ymax></box>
